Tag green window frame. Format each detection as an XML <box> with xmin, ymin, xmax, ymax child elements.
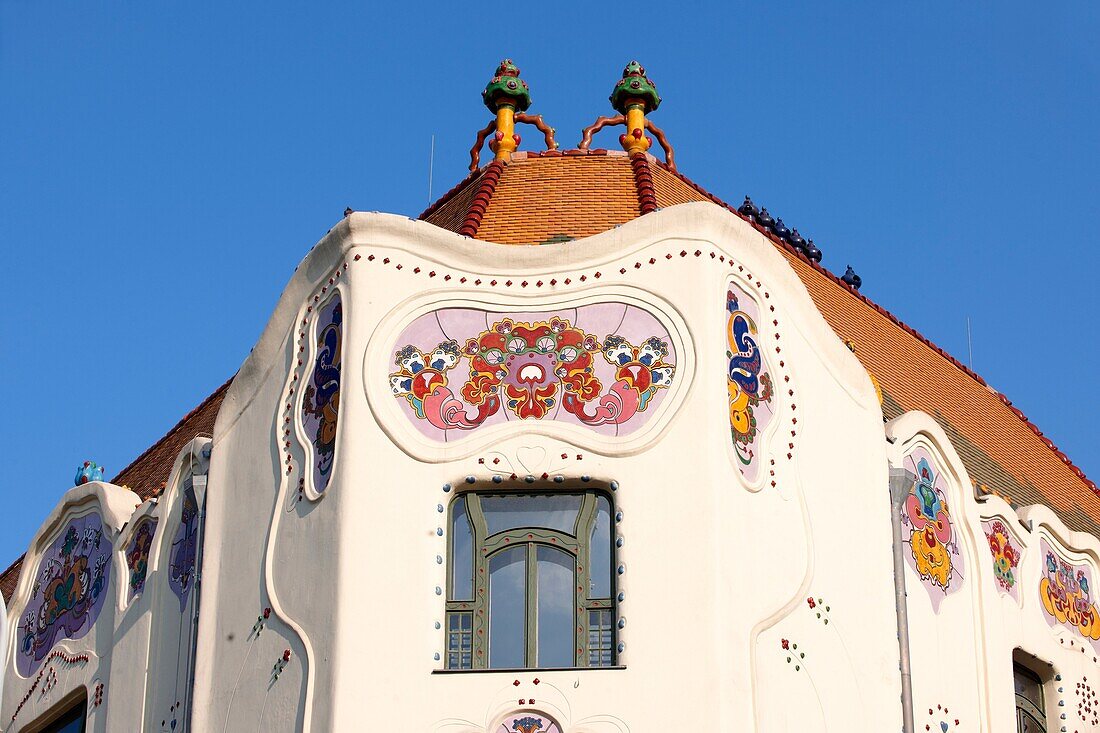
<box><xmin>446</xmin><ymin>490</ymin><xmax>616</xmax><ymax>670</ymax></box>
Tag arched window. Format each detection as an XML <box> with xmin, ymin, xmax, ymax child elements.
<box><xmin>1013</xmin><ymin>662</ymin><xmax>1047</xmax><ymax>732</ymax></box>
<box><xmin>446</xmin><ymin>491</ymin><xmax>616</xmax><ymax>670</ymax></box>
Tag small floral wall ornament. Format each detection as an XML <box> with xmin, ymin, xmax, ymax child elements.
<box><xmin>389</xmin><ymin>305</ymin><xmax>675</xmax><ymax>438</ymax></box>
<box><xmin>301</xmin><ymin>293</ymin><xmax>342</xmax><ymax>494</ymax></box>
<box><xmin>900</xmin><ymin>448</ymin><xmax>965</xmax><ymax>611</ymax></box>
<box><xmin>1076</xmin><ymin>678</ymin><xmax>1098</xmax><ymax>727</ymax></box>
<box><xmin>17</xmin><ymin>513</ymin><xmax>111</xmax><ymax>677</ymax></box>
<box><xmin>126</xmin><ymin>519</ymin><xmax>157</xmax><ymax>601</ymax></box>
<box><xmin>922</xmin><ymin>703</ymin><xmax>959</xmax><ymax>731</ymax></box>
<box><xmin>1039</xmin><ymin>538</ymin><xmax>1100</xmax><ymax>650</ymax></box>
<box><xmin>495</xmin><ymin>713</ymin><xmax>563</xmax><ymax>733</ymax></box>
<box><xmin>902</xmin><ymin>444</ymin><xmax>963</xmax><ymax>611</ymax></box>
<box><xmin>168</xmin><ymin>483</ymin><xmax>199</xmax><ymax>611</ymax></box>
<box><xmin>982</xmin><ymin>519</ymin><xmax>1021</xmax><ymax>602</ymax></box>
<box><xmin>725</xmin><ymin>283</ymin><xmax>774</xmax><ymax>482</ymax></box>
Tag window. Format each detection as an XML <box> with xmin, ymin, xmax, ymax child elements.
<box><xmin>446</xmin><ymin>491</ymin><xmax>616</xmax><ymax>670</ymax></box>
<box><xmin>1014</xmin><ymin>662</ymin><xmax>1047</xmax><ymax>733</ymax></box>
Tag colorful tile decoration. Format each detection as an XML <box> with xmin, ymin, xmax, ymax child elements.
<box><xmin>17</xmin><ymin>512</ymin><xmax>111</xmax><ymax>677</ymax></box>
<box><xmin>982</xmin><ymin>518</ymin><xmax>1021</xmax><ymax>602</ymax></box>
<box><xmin>126</xmin><ymin>518</ymin><xmax>157</xmax><ymax>602</ymax></box>
<box><xmin>496</xmin><ymin>713</ymin><xmax>563</xmax><ymax>733</ymax></box>
<box><xmin>725</xmin><ymin>282</ymin><xmax>775</xmax><ymax>483</ymax></box>
<box><xmin>168</xmin><ymin>482</ymin><xmax>199</xmax><ymax>612</ymax></box>
<box><xmin>302</xmin><ymin>293</ymin><xmax>342</xmax><ymax>494</ymax></box>
<box><xmin>1039</xmin><ymin>537</ymin><xmax>1100</xmax><ymax>650</ymax></box>
<box><xmin>389</xmin><ymin>304</ymin><xmax>675</xmax><ymax>440</ymax></box>
<box><xmin>900</xmin><ymin>447</ymin><xmax>965</xmax><ymax>612</ymax></box>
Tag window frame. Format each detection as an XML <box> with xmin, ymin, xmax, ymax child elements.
<box><xmin>445</xmin><ymin>488</ymin><xmax>617</xmax><ymax>670</ymax></box>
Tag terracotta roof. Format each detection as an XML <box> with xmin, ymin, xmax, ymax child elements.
<box><xmin>0</xmin><ymin>380</ymin><xmax>230</xmax><ymax>603</ymax></box>
<box><xmin>425</xmin><ymin>150</ymin><xmax>646</xmax><ymax>245</ymax></box>
<box><xmin>420</xmin><ymin>151</ymin><xmax>1100</xmax><ymax>536</ymax></box>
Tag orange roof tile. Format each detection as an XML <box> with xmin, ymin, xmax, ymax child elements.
<box><xmin>473</xmin><ymin>152</ymin><xmax>643</xmax><ymax>245</ymax></box>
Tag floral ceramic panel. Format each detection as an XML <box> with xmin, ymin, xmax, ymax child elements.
<box><xmin>982</xmin><ymin>518</ymin><xmax>1021</xmax><ymax>603</ymax></box>
<box><xmin>126</xmin><ymin>518</ymin><xmax>157</xmax><ymax>602</ymax></box>
<box><xmin>169</xmin><ymin>481</ymin><xmax>199</xmax><ymax>612</ymax></box>
<box><xmin>726</xmin><ymin>282</ymin><xmax>775</xmax><ymax>483</ymax></box>
<box><xmin>900</xmin><ymin>447</ymin><xmax>965</xmax><ymax>612</ymax></box>
<box><xmin>302</xmin><ymin>293</ymin><xmax>342</xmax><ymax>493</ymax></box>
<box><xmin>1039</xmin><ymin>538</ymin><xmax>1100</xmax><ymax>650</ymax></box>
<box><xmin>389</xmin><ymin>304</ymin><xmax>675</xmax><ymax>440</ymax></box>
<box><xmin>18</xmin><ymin>512</ymin><xmax>111</xmax><ymax>677</ymax></box>
<box><xmin>496</xmin><ymin>713</ymin><xmax>563</xmax><ymax>733</ymax></box>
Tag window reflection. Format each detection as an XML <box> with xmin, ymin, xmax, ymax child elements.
<box><xmin>489</xmin><ymin>546</ymin><xmax>527</xmax><ymax>669</ymax></box>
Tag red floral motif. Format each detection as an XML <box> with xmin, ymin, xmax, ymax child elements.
<box><xmin>391</xmin><ymin>313</ymin><xmax>674</xmax><ymax>431</ymax></box>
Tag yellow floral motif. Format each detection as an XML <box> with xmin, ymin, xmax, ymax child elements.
<box><xmin>1040</xmin><ymin>546</ymin><xmax>1100</xmax><ymax>644</ymax></box>
<box><xmin>912</xmin><ymin>526</ymin><xmax>952</xmax><ymax>589</ymax></box>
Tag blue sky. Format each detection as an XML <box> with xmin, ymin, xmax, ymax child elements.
<box><xmin>1</xmin><ymin>1</ymin><xmax>1097</xmax><ymax>567</ymax></box>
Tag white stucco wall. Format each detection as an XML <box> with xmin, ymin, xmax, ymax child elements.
<box><xmin>193</xmin><ymin>203</ymin><xmax>904</xmax><ymax>731</ymax></box>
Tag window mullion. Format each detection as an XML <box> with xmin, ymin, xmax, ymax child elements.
<box><xmin>575</xmin><ymin>494</ymin><xmax>597</xmax><ymax>666</ymax></box>
<box><xmin>526</xmin><ymin>543</ymin><xmax>538</xmax><ymax>667</ymax></box>
<box><xmin>466</xmin><ymin>494</ymin><xmax>490</xmax><ymax>670</ymax></box>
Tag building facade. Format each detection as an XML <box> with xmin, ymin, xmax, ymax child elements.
<box><xmin>2</xmin><ymin>62</ymin><xmax>1098</xmax><ymax>732</ymax></box>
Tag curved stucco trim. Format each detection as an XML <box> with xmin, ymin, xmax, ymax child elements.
<box><xmin>1018</xmin><ymin>504</ymin><xmax>1100</xmax><ymax>564</ymax></box>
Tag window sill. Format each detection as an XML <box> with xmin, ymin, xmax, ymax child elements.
<box><xmin>432</xmin><ymin>666</ymin><xmax>626</xmax><ymax>675</ymax></box>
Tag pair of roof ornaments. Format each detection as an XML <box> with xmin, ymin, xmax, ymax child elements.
<box><xmin>471</xmin><ymin>60</ymin><xmax>676</xmax><ymax>172</ymax></box>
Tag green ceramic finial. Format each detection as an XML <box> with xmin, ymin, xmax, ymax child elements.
<box><xmin>610</xmin><ymin>60</ymin><xmax>661</xmax><ymax>114</ymax></box>
<box><xmin>482</xmin><ymin>59</ymin><xmax>532</xmax><ymax>113</ymax></box>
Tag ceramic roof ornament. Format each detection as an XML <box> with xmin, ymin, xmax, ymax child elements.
<box><xmin>75</xmin><ymin>461</ymin><xmax>105</xmax><ymax>486</ymax></box>
<box><xmin>469</xmin><ymin>60</ymin><xmax>557</xmax><ymax>171</ymax></box>
<box><xmin>609</xmin><ymin>60</ymin><xmax>662</xmax><ymax>115</ymax></box>
<box><xmin>481</xmin><ymin>59</ymin><xmax>532</xmax><ymax>114</ymax></box>
<box><xmin>579</xmin><ymin>61</ymin><xmax>676</xmax><ymax>170</ymax></box>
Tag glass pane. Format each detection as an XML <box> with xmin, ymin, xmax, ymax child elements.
<box><xmin>1019</xmin><ymin>710</ymin><xmax>1045</xmax><ymax>733</ymax></box>
<box><xmin>536</xmin><ymin>546</ymin><xmax>575</xmax><ymax>668</ymax></box>
<box><xmin>481</xmin><ymin>494</ymin><xmax>583</xmax><ymax>536</ymax></box>
<box><xmin>1013</xmin><ymin>664</ymin><xmax>1044</xmax><ymax>707</ymax></box>
<box><xmin>41</xmin><ymin>703</ymin><xmax>86</xmax><ymax>733</ymax></box>
<box><xmin>446</xmin><ymin>611</ymin><xmax>473</xmax><ymax>669</ymax></box>
<box><xmin>450</xmin><ymin>496</ymin><xmax>473</xmax><ymax>601</ymax></box>
<box><xmin>588</xmin><ymin>609</ymin><xmax>614</xmax><ymax>667</ymax></box>
<box><xmin>489</xmin><ymin>546</ymin><xmax>527</xmax><ymax>668</ymax></box>
<box><xmin>589</xmin><ymin>495</ymin><xmax>612</xmax><ymax>598</ymax></box>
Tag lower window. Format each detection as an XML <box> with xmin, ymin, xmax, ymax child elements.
<box><xmin>1014</xmin><ymin>662</ymin><xmax>1047</xmax><ymax>733</ymax></box>
<box><xmin>446</xmin><ymin>490</ymin><xmax>616</xmax><ymax>670</ymax></box>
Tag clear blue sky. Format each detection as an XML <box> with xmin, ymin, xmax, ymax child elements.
<box><xmin>1</xmin><ymin>2</ymin><xmax>1097</xmax><ymax>567</ymax></box>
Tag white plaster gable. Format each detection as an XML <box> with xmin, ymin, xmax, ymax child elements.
<box><xmin>7</xmin><ymin>482</ymin><xmax>141</xmax><ymax>617</ymax></box>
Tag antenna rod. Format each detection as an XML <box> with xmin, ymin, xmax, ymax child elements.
<box><xmin>966</xmin><ymin>316</ymin><xmax>974</xmax><ymax>371</ymax></box>
<box><xmin>428</xmin><ymin>135</ymin><xmax>435</xmax><ymax>206</ymax></box>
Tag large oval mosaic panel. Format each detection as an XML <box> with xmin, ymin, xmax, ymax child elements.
<box><xmin>388</xmin><ymin>303</ymin><xmax>676</xmax><ymax>441</ymax></box>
